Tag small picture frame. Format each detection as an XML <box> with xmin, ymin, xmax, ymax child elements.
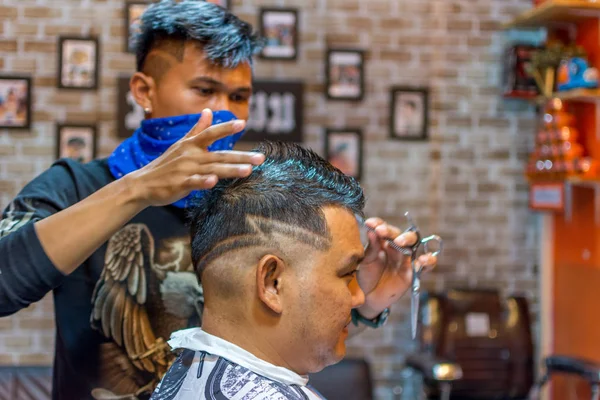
<box><xmin>205</xmin><ymin>0</ymin><xmax>230</xmax><ymax>9</ymax></box>
<box><xmin>57</xmin><ymin>36</ymin><xmax>100</xmax><ymax>90</ymax></box>
<box><xmin>0</xmin><ymin>75</ymin><xmax>32</xmax><ymax>130</ymax></box>
<box><xmin>116</xmin><ymin>75</ymin><xmax>145</xmax><ymax>138</ymax></box>
<box><xmin>259</xmin><ymin>8</ymin><xmax>299</xmax><ymax>61</ymax></box>
<box><xmin>325</xmin><ymin>48</ymin><xmax>365</xmax><ymax>101</ymax></box>
<box><xmin>56</xmin><ymin>123</ymin><xmax>97</xmax><ymax>163</ymax></box>
<box><xmin>390</xmin><ymin>86</ymin><xmax>429</xmax><ymax>141</ymax></box>
<box><xmin>325</xmin><ymin>128</ymin><xmax>363</xmax><ymax>180</ymax></box>
<box><xmin>124</xmin><ymin>1</ymin><xmax>152</xmax><ymax>54</ymax></box>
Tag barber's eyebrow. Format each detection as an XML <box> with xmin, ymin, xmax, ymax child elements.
<box><xmin>189</xmin><ymin>76</ymin><xmax>252</xmax><ymax>93</ymax></box>
<box><xmin>339</xmin><ymin>253</ymin><xmax>365</xmax><ymax>273</ymax></box>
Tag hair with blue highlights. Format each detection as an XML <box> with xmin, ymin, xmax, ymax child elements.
<box><xmin>131</xmin><ymin>0</ymin><xmax>264</xmax><ymax>72</ymax></box>
<box><xmin>189</xmin><ymin>141</ymin><xmax>365</xmax><ymax>279</ymax></box>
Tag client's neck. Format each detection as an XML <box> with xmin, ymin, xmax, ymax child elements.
<box><xmin>202</xmin><ymin>306</ymin><xmax>300</xmax><ymax>375</ymax></box>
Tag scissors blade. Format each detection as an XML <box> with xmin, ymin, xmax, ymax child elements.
<box><xmin>411</xmin><ymin>271</ymin><xmax>420</xmax><ymax>339</ymax></box>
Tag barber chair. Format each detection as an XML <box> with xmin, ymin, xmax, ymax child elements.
<box><xmin>405</xmin><ymin>288</ymin><xmax>600</xmax><ymax>400</ymax></box>
<box><xmin>309</xmin><ymin>358</ymin><xmax>374</xmax><ymax>400</ymax></box>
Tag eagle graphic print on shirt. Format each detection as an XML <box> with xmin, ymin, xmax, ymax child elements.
<box><xmin>90</xmin><ymin>224</ymin><xmax>204</xmax><ymax>399</ymax></box>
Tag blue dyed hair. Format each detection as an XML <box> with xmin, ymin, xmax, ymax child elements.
<box><xmin>189</xmin><ymin>141</ymin><xmax>365</xmax><ymax>277</ymax></box>
<box><xmin>132</xmin><ymin>0</ymin><xmax>264</xmax><ymax>71</ymax></box>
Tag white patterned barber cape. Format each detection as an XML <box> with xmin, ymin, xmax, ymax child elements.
<box><xmin>150</xmin><ymin>328</ymin><xmax>325</xmax><ymax>400</ymax></box>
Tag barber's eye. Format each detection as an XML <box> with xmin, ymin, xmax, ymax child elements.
<box><xmin>230</xmin><ymin>93</ymin><xmax>249</xmax><ymax>103</ymax></box>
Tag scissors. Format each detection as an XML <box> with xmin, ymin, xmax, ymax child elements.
<box><xmin>360</xmin><ymin>212</ymin><xmax>443</xmax><ymax>339</ymax></box>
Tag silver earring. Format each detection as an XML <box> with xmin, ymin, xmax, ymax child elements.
<box><xmin>144</xmin><ymin>107</ymin><xmax>151</xmax><ymax>114</ymax></box>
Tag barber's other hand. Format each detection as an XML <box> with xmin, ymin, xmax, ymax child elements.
<box><xmin>356</xmin><ymin>217</ymin><xmax>438</xmax><ymax>320</ymax></box>
<box><xmin>127</xmin><ymin>109</ymin><xmax>265</xmax><ymax>208</ymax></box>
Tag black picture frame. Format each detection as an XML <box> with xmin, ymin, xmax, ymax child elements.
<box><xmin>205</xmin><ymin>0</ymin><xmax>230</xmax><ymax>9</ymax></box>
<box><xmin>389</xmin><ymin>86</ymin><xmax>429</xmax><ymax>141</ymax></box>
<box><xmin>325</xmin><ymin>48</ymin><xmax>365</xmax><ymax>101</ymax></box>
<box><xmin>242</xmin><ymin>79</ymin><xmax>304</xmax><ymax>143</ymax></box>
<box><xmin>116</xmin><ymin>75</ymin><xmax>145</xmax><ymax>138</ymax></box>
<box><xmin>259</xmin><ymin>7</ymin><xmax>299</xmax><ymax>61</ymax></box>
<box><xmin>0</xmin><ymin>75</ymin><xmax>32</xmax><ymax>130</ymax></box>
<box><xmin>325</xmin><ymin>128</ymin><xmax>363</xmax><ymax>180</ymax></box>
<box><xmin>56</xmin><ymin>123</ymin><xmax>98</xmax><ymax>163</ymax></box>
<box><xmin>124</xmin><ymin>1</ymin><xmax>153</xmax><ymax>54</ymax></box>
<box><xmin>57</xmin><ymin>36</ymin><xmax>100</xmax><ymax>90</ymax></box>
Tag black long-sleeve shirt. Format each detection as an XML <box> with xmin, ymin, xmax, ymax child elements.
<box><xmin>0</xmin><ymin>158</ymin><xmax>195</xmax><ymax>400</ymax></box>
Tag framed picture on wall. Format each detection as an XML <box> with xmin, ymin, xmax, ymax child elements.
<box><xmin>325</xmin><ymin>48</ymin><xmax>365</xmax><ymax>101</ymax></box>
<box><xmin>259</xmin><ymin>8</ymin><xmax>299</xmax><ymax>60</ymax></box>
<box><xmin>390</xmin><ymin>86</ymin><xmax>429</xmax><ymax>141</ymax></box>
<box><xmin>325</xmin><ymin>128</ymin><xmax>363</xmax><ymax>180</ymax></box>
<box><xmin>204</xmin><ymin>0</ymin><xmax>230</xmax><ymax>9</ymax></box>
<box><xmin>57</xmin><ymin>36</ymin><xmax>100</xmax><ymax>90</ymax></box>
<box><xmin>116</xmin><ymin>75</ymin><xmax>145</xmax><ymax>138</ymax></box>
<box><xmin>125</xmin><ymin>1</ymin><xmax>152</xmax><ymax>54</ymax></box>
<box><xmin>0</xmin><ymin>75</ymin><xmax>32</xmax><ymax>130</ymax></box>
<box><xmin>56</xmin><ymin>123</ymin><xmax>97</xmax><ymax>163</ymax></box>
<box><xmin>243</xmin><ymin>79</ymin><xmax>304</xmax><ymax>143</ymax></box>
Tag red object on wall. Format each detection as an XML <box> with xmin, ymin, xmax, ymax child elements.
<box><xmin>502</xmin><ymin>45</ymin><xmax>541</xmax><ymax>99</ymax></box>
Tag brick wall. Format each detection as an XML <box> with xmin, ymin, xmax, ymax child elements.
<box><xmin>0</xmin><ymin>0</ymin><xmax>539</xmax><ymax>398</ymax></box>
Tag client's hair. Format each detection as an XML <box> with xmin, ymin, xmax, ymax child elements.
<box><xmin>189</xmin><ymin>141</ymin><xmax>365</xmax><ymax>280</ymax></box>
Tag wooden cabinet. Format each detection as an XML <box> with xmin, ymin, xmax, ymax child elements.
<box><xmin>504</xmin><ymin>2</ymin><xmax>600</xmax><ymax>398</ymax></box>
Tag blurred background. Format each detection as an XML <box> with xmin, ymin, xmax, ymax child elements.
<box><xmin>3</xmin><ymin>0</ymin><xmax>599</xmax><ymax>399</ymax></box>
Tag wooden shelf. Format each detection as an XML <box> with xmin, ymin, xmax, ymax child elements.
<box><xmin>536</xmin><ymin>88</ymin><xmax>600</xmax><ymax>103</ymax></box>
<box><xmin>504</xmin><ymin>0</ymin><xmax>600</xmax><ymax>29</ymax></box>
<box><xmin>528</xmin><ymin>178</ymin><xmax>600</xmax><ymax>223</ymax></box>
<box><xmin>567</xmin><ymin>176</ymin><xmax>600</xmax><ymax>185</ymax></box>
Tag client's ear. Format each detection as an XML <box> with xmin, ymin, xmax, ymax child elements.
<box><xmin>256</xmin><ymin>255</ymin><xmax>286</xmax><ymax>314</ymax></box>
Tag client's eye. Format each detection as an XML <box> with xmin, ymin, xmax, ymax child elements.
<box><xmin>194</xmin><ymin>87</ymin><xmax>215</xmax><ymax>96</ymax></box>
<box><xmin>344</xmin><ymin>269</ymin><xmax>358</xmax><ymax>278</ymax></box>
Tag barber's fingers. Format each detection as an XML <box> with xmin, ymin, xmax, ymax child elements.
<box><xmin>183</xmin><ymin>108</ymin><xmax>214</xmax><ymax>140</ymax></box>
<box><xmin>414</xmin><ymin>253</ymin><xmax>438</xmax><ymax>272</ymax></box>
<box><xmin>204</xmin><ymin>150</ymin><xmax>265</xmax><ymax>166</ymax></box>
<box><xmin>181</xmin><ymin>174</ymin><xmax>219</xmax><ymax>191</ymax></box>
<box><xmin>186</xmin><ymin>117</ymin><xmax>247</xmax><ymax>149</ymax></box>
<box><xmin>179</xmin><ymin>163</ymin><xmax>257</xmax><ymax>191</ymax></box>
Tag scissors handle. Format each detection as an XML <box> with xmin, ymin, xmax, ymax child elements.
<box><xmin>363</xmin><ymin>225</ymin><xmax>413</xmax><ymax>256</ymax></box>
<box><xmin>421</xmin><ymin>234</ymin><xmax>443</xmax><ymax>257</ymax></box>
<box><xmin>360</xmin><ymin>213</ymin><xmax>442</xmax><ymax>341</ymax></box>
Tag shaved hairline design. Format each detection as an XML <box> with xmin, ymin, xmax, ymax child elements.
<box><xmin>196</xmin><ymin>215</ymin><xmax>333</xmax><ymax>274</ymax></box>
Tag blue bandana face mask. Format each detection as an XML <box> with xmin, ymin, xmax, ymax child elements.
<box><xmin>107</xmin><ymin>110</ymin><xmax>245</xmax><ymax>209</ymax></box>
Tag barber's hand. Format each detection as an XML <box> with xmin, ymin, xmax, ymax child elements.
<box><xmin>128</xmin><ymin>109</ymin><xmax>265</xmax><ymax>208</ymax></box>
<box><xmin>356</xmin><ymin>218</ymin><xmax>438</xmax><ymax>320</ymax></box>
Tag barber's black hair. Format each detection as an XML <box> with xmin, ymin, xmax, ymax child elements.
<box><xmin>189</xmin><ymin>141</ymin><xmax>365</xmax><ymax>278</ymax></box>
<box><xmin>131</xmin><ymin>0</ymin><xmax>264</xmax><ymax>71</ymax></box>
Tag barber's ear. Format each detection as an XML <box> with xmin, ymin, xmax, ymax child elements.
<box><xmin>256</xmin><ymin>255</ymin><xmax>285</xmax><ymax>314</ymax></box>
<box><xmin>129</xmin><ymin>72</ymin><xmax>156</xmax><ymax>113</ymax></box>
